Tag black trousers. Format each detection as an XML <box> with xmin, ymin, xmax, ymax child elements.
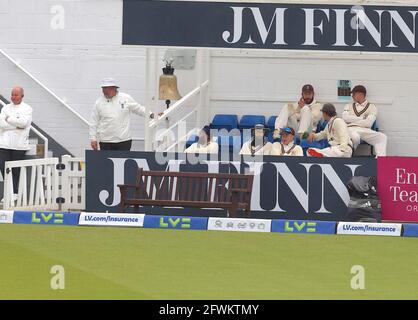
<box><xmin>99</xmin><ymin>140</ymin><xmax>132</xmax><ymax>151</ymax></box>
<box><xmin>0</xmin><ymin>148</ymin><xmax>27</xmax><ymax>194</ymax></box>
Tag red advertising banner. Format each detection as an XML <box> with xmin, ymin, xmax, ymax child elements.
<box><xmin>378</xmin><ymin>157</ymin><xmax>418</xmax><ymax>222</ymax></box>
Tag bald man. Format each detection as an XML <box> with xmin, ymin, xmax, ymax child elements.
<box><xmin>0</xmin><ymin>87</ymin><xmax>33</xmax><ymax>200</ymax></box>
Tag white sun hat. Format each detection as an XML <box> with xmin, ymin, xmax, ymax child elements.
<box><xmin>100</xmin><ymin>78</ymin><xmax>119</xmax><ymax>88</ymax></box>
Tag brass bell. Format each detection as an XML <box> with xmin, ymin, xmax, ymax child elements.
<box><xmin>159</xmin><ymin>64</ymin><xmax>181</xmax><ymax>108</ymax></box>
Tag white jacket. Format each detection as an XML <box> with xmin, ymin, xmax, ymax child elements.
<box><xmin>314</xmin><ymin>117</ymin><xmax>353</xmax><ymax>153</ymax></box>
<box><xmin>275</xmin><ymin>100</ymin><xmax>323</xmax><ymax>133</ymax></box>
<box><xmin>240</xmin><ymin>140</ymin><xmax>273</xmax><ymax>155</ymax></box>
<box><xmin>342</xmin><ymin>100</ymin><xmax>377</xmax><ymax>129</ymax></box>
<box><xmin>271</xmin><ymin>142</ymin><xmax>304</xmax><ymax>156</ymax></box>
<box><xmin>89</xmin><ymin>92</ymin><xmax>150</xmax><ymax>143</ymax></box>
<box><xmin>185</xmin><ymin>142</ymin><xmax>219</xmax><ymax>154</ymax></box>
<box><xmin>0</xmin><ymin>102</ymin><xmax>32</xmax><ymax>150</ymax></box>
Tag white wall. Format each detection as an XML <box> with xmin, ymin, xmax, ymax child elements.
<box><xmin>210</xmin><ymin>49</ymin><xmax>418</xmax><ymax>156</ymax></box>
<box><xmin>0</xmin><ymin>0</ymin><xmax>151</xmax><ymax>156</ymax></box>
<box><xmin>0</xmin><ymin>0</ymin><xmax>202</xmax><ymax>155</ymax></box>
<box><xmin>0</xmin><ymin>0</ymin><xmax>145</xmax><ymax>118</ymax></box>
<box><xmin>0</xmin><ymin>0</ymin><xmax>417</xmax><ymax>156</ymax></box>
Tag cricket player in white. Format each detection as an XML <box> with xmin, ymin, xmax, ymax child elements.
<box><xmin>240</xmin><ymin>124</ymin><xmax>273</xmax><ymax>156</ymax></box>
<box><xmin>307</xmin><ymin>103</ymin><xmax>353</xmax><ymax>158</ymax></box>
<box><xmin>275</xmin><ymin>84</ymin><xmax>322</xmax><ymax>140</ymax></box>
<box><xmin>185</xmin><ymin>126</ymin><xmax>218</xmax><ymax>154</ymax></box>
<box><xmin>342</xmin><ymin>85</ymin><xmax>387</xmax><ymax>157</ymax></box>
<box><xmin>271</xmin><ymin>127</ymin><xmax>304</xmax><ymax>156</ymax></box>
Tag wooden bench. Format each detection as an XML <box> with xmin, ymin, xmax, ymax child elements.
<box><xmin>118</xmin><ymin>168</ymin><xmax>254</xmax><ymax>217</ymax></box>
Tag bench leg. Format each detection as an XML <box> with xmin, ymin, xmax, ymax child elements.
<box><xmin>119</xmin><ymin>188</ymin><xmax>126</xmax><ymax>213</ymax></box>
<box><xmin>229</xmin><ymin>193</ymin><xmax>240</xmax><ymax>218</ymax></box>
<box><xmin>229</xmin><ymin>204</ymin><xmax>238</xmax><ymax>218</ymax></box>
<box><xmin>244</xmin><ymin>208</ymin><xmax>251</xmax><ymax>218</ymax></box>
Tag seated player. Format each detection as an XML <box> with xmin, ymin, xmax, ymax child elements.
<box><xmin>299</xmin><ymin>118</ymin><xmax>330</xmax><ymax>154</ymax></box>
<box><xmin>271</xmin><ymin>127</ymin><xmax>303</xmax><ymax>156</ymax></box>
<box><xmin>306</xmin><ymin>103</ymin><xmax>353</xmax><ymax>158</ymax></box>
<box><xmin>240</xmin><ymin>124</ymin><xmax>272</xmax><ymax>156</ymax></box>
<box><xmin>185</xmin><ymin>125</ymin><xmax>218</xmax><ymax>154</ymax></box>
<box><xmin>274</xmin><ymin>84</ymin><xmax>323</xmax><ymax>141</ymax></box>
<box><xmin>342</xmin><ymin>85</ymin><xmax>387</xmax><ymax>157</ymax></box>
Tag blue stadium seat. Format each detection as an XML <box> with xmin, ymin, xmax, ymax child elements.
<box><xmin>266</xmin><ymin>131</ymin><xmax>275</xmax><ymax>143</ymax></box>
<box><xmin>214</xmin><ymin>132</ymin><xmax>242</xmax><ymax>154</ymax></box>
<box><xmin>316</xmin><ymin>119</ymin><xmax>328</xmax><ymax>133</ymax></box>
<box><xmin>185</xmin><ymin>135</ymin><xmax>199</xmax><ymax>149</ymax></box>
<box><xmin>241</xmin><ymin>129</ymin><xmax>252</xmax><ymax>146</ymax></box>
<box><xmin>299</xmin><ymin>119</ymin><xmax>330</xmax><ymax>155</ymax></box>
<box><xmin>359</xmin><ymin>120</ymin><xmax>379</xmax><ymax>156</ymax></box>
<box><xmin>210</xmin><ymin>114</ymin><xmax>238</xmax><ymax>131</ymax></box>
<box><xmin>239</xmin><ymin>115</ymin><xmax>266</xmax><ymax>147</ymax></box>
<box><xmin>238</xmin><ymin>115</ymin><xmax>266</xmax><ymax>130</ymax></box>
<box><xmin>300</xmin><ymin>139</ymin><xmax>330</xmax><ymax>155</ymax></box>
<box><xmin>266</xmin><ymin>116</ymin><xmax>277</xmax><ymax>131</ymax></box>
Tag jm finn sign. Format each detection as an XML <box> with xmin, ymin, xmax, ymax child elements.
<box><xmin>85</xmin><ymin>151</ymin><xmax>376</xmax><ymax>221</ymax></box>
<box><xmin>123</xmin><ymin>0</ymin><xmax>418</xmax><ymax>53</ymax></box>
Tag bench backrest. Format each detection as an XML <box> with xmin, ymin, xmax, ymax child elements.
<box><xmin>133</xmin><ymin>169</ymin><xmax>253</xmax><ymax>204</ymax></box>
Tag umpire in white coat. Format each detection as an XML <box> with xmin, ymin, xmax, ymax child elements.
<box><xmin>89</xmin><ymin>78</ymin><xmax>156</xmax><ymax>151</ymax></box>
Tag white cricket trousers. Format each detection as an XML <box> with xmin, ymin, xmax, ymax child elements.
<box><xmin>308</xmin><ymin>146</ymin><xmax>353</xmax><ymax>158</ymax></box>
<box><xmin>348</xmin><ymin>127</ymin><xmax>387</xmax><ymax>156</ymax></box>
<box><xmin>275</xmin><ymin>105</ymin><xmax>312</xmax><ymax>134</ymax></box>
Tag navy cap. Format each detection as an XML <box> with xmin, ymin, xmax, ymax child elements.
<box><xmin>280</xmin><ymin>127</ymin><xmax>295</xmax><ymax>135</ymax></box>
<box><xmin>302</xmin><ymin>84</ymin><xmax>314</xmax><ymax>93</ymax></box>
<box><xmin>201</xmin><ymin>125</ymin><xmax>211</xmax><ymax>138</ymax></box>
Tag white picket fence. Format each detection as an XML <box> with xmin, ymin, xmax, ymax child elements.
<box><xmin>61</xmin><ymin>155</ymin><xmax>85</xmax><ymax>211</ymax></box>
<box><xmin>3</xmin><ymin>155</ymin><xmax>85</xmax><ymax>211</ymax></box>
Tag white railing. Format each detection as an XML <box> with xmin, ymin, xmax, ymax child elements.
<box><xmin>157</xmin><ymin>109</ymin><xmax>200</xmax><ymax>152</ymax></box>
<box><xmin>3</xmin><ymin>156</ymin><xmax>86</xmax><ymax>211</ymax></box>
<box><xmin>144</xmin><ymin>49</ymin><xmax>211</xmax><ymax>152</ymax></box>
<box><xmin>3</xmin><ymin>158</ymin><xmax>59</xmax><ymax>210</ymax></box>
<box><xmin>148</xmin><ymin>80</ymin><xmax>210</xmax><ymax>130</ymax></box>
<box><xmin>0</xmin><ymin>49</ymin><xmax>90</xmax><ymax>127</ymax></box>
<box><xmin>61</xmin><ymin>155</ymin><xmax>85</xmax><ymax>211</ymax></box>
<box><xmin>0</xmin><ymin>98</ymin><xmax>49</xmax><ymax>158</ymax></box>
<box><xmin>146</xmin><ymin>80</ymin><xmax>210</xmax><ymax>152</ymax></box>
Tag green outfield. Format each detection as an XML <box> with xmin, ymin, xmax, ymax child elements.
<box><xmin>0</xmin><ymin>224</ymin><xmax>417</xmax><ymax>300</ymax></box>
